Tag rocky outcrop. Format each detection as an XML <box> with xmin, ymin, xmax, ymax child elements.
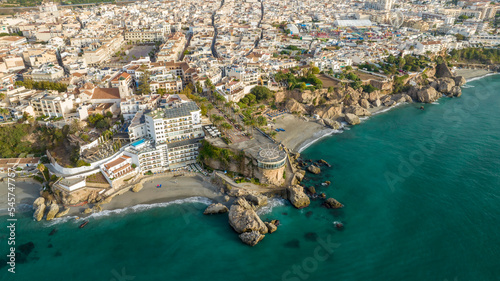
<box><xmin>307</xmin><ymin>165</ymin><xmax>321</xmax><ymax>174</ymax></box>
<box><xmin>307</xmin><ymin>186</ymin><xmax>316</xmax><ymax>194</ymax></box>
<box><xmin>265</xmin><ymin>221</ymin><xmax>278</xmax><ymax>233</ymax></box>
<box><xmin>372</xmin><ymin>99</ymin><xmax>382</xmax><ymax>107</ymax></box>
<box><xmin>33</xmin><ymin>204</ymin><xmax>45</xmax><ymax>221</ymax></box>
<box><xmin>291</xmin><ymin>170</ymin><xmax>305</xmax><ymax>185</ymax></box>
<box><xmin>344</xmin><ymin>113</ymin><xmax>360</xmax><ymax>125</ymax></box>
<box><xmin>403</xmin><ymin>94</ymin><xmax>413</xmax><ymax>103</ymax></box>
<box><xmin>312</xmin><ymin>105</ymin><xmax>343</xmax><ymax>119</ymax></box>
<box><xmin>55</xmin><ymin>207</ymin><xmax>70</xmax><ymax>218</ymax></box>
<box><xmin>33</xmin><ymin>197</ymin><xmax>45</xmax><ymax>208</ymax></box>
<box><xmin>132</xmin><ymin>183</ymin><xmax>143</xmax><ymax>192</ymax></box>
<box><xmin>204</xmin><ymin>203</ymin><xmax>229</xmax><ymax>215</ymax></box>
<box><xmin>46</xmin><ymin>204</ymin><xmax>59</xmax><ymax>221</ymax></box>
<box><xmin>384</xmin><ymin>100</ymin><xmax>396</xmax><ymax>107</ymax></box>
<box><xmin>416</xmin><ymin>86</ymin><xmax>442</xmax><ymax>103</ymax></box>
<box><xmin>435</xmin><ymin>62</ymin><xmax>453</xmax><ymax>78</ymax></box>
<box><xmin>437</xmin><ymin>77</ymin><xmax>456</xmax><ymax>94</ymax></box>
<box><xmin>368</xmin><ymin>91</ymin><xmax>380</xmax><ymax>102</ymax></box>
<box><xmin>245</xmin><ymin>194</ymin><xmax>268</xmax><ymax>208</ymax></box>
<box><xmin>344</xmin><ymin>105</ymin><xmax>371</xmax><ymax>117</ymax></box>
<box><xmin>391</xmin><ymin>93</ymin><xmax>412</xmax><ymax>104</ymax></box>
<box><xmin>287</xmin><ymin>185</ymin><xmax>310</xmax><ymax>209</ymax></box>
<box><xmin>324</xmin><ymin>119</ymin><xmax>342</xmax><ymax>130</ymax></box>
<box><xmin>239</xmin><ymin>231</ymin><xmax>265</xmax><ymax>246</ymax></box>
<box><xmin>33</xmin><ymin>197</ymin><xmax>46</xmax><ymax>222</ymax></box>
<box><xmin>360</xmin><ymin>99</ymin><xmax>371</xmax><ymax>109</ymax></box>
<box><xmin>450</xmin><ymin>86</ymin><xmax>462</xmax><ymax>97</ymax></box>
<box><xmin>228</xmin><ymin>198</ymin><xmax>268</xmax><ymax>234</ymax></box>
<box><xmin>285</xmin><ymin>98</ymin><xmax>308</xmax><ymax>114</ymax></box>
<box><xmin>455</xmin><ymin>76</ymin><xmax>466</xmax><ymax>87</ymax></box>
<box><xmin>323</xmin><ymin>198</ymin><xmax>344</xmax><ymax>209</ymax></box>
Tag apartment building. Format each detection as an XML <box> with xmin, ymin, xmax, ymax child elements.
<box><xmin>0</xmin><ymin>55</ymin><xmax>25</xmax><ymax>73</ymax></box>
<box><xmin>226</xmin><ymin>66</ymin><xmax>260</xmax><ymax>85</ymax></box>
<box><xmin>149</xmin><ymin>72</ymin><xmax>183</xmax><ymax>93</ymax></box>
<box><xmin>25</xmin><ymin>64</ymin><xmax>65</xmax><ymax>82</ymax></box>
<box><xmin>469</xmin><ymin>35</ymin><xmax>500</xmax><ymax>46</ymax></box>
<box><xmin>83</xmin><ymin>34</ymin><xmax>124</xmax><ymax>66</ymax></box>
<box><xmin>415</xmin><ymin>41</ymin><xmax>445</xmax><ymax>54</ymax></box>
<box><xmin>125</xmin><ymin>99</ymin><xmax>204</xmax><ymax>172</ymax></box>
<box><xmin>30</xmin><ymin>92</ymin><xmax>74</xmax><ymax>118</ymax></box>
<box><xmin>120</xmin><ymin>94</ymin><xmax>160</xmax><ymax>121</ymax></box>
<box><xmin>100</xmin><ymin>154</ymin><xmax>137</xmax><ymax>183</ymax></box>
<box><xmin>22</xmin><ymin>48</ymin><xmax>58</xmax><ymax>67</ymax></box>
<box><xmin>124</xmin><ymin>25</ymin><xmax>170</xmax><ymax>43</ymax></box>
<box><xmin>156</xmin><ymin>32</ymin><xmax>187</xmax><ymax>62</ymax></box>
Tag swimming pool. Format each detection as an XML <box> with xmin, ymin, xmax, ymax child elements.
<box><xmin>131</xmin><ymin>139</ymin><xmax>145</xmax><ymax>147</ymax></box>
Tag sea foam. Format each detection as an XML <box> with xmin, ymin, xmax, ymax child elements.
<box><xmin>256</xmin><ymin>198</ymin><xmax>288</xmax><ymax>215</ymax></box>
<box><xmin>298</xmin><ymin>129</ymin><xmax>343</xmax><ymax>153</ymax></box>
<box><xmin>42</xmin><ymin>196</ymin><xmax>213</xmax><ymax>226</ymax></box>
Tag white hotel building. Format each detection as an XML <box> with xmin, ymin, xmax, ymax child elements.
<box><xmin>124</xmin><ymin>100</ymin><xmax>204</xmax><ymax>173</ymax></box>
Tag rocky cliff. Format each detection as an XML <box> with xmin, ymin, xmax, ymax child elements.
<box><xmin>280</xmin><ymin>62</ymin><xmax>466</xmax><ymax>127</ymax></box>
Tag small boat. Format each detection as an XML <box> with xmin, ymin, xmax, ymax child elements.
<box><xmin>79</xmin><ymin>221</ymin><xmax>89</xmax><ymax>228</ymax></box>
<box><xmin>333</xmin><ymin>221</ymin><xmax>344</xmax><ymax>230</ymax></box>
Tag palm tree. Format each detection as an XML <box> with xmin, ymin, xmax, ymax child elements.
<box><xmin>37</xmin><ymin>164</ymin><xmax>48</xmax><ymax>182</ymax></box>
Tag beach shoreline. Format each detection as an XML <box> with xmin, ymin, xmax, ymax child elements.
<box><xmin>274</xmin><ymin>69</ymin><xmax>498</xmax><ymax>154</ymax></box>
<box><xmin>0</xmin><ymin>174</ymin><xmax>222</xmax><ymax>218</ymax></box>
<box><xmin>272</xmin><ymin>103</ymin><xmax>409</xmax><ymax>154</ymax></box>
<box><xmin>454</xmin><ymin>68</ymin><xmax>495</xmax><ymax>81</ymax></box>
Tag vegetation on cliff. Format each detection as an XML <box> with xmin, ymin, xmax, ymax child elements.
<box><xmin>199</xmin><ymin>140</ymin><xmax>238</xmax><ymax>165</ymax></box>
<box><xmin>0</xmin><ymin>123</ymin><xmax>64</xmax><ymax>158</ymax></box>
<box><xmin>449</xmin><ymin>47</ymin><xmax>500</xmax><ymax>64</ymax></box>
<box><xmin>359</xmin><ymin>54</ymin><xmax>431</xmax><ymax>75</ymax></box>
<box><xmin>0</xmin><ymin>122</ymin><xmax>90</xmax><ymax>167</ymax></box>
<box><xmin>275</xmin><ymin>69</ymin><xmax>323</xmax><ymax>91</ymax></box>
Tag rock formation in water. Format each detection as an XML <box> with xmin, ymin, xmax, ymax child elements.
<box><xmin>323</xmin><ymin>198</ymin><xmax>344</xmax><ymax>209</ymax></box>
<box><xmin>45</xmin><ymin>204</ymin><xmax>59</xmax><ymax>221</ymax></box>
<box><xmin>307</xmin><ymin>165</ymin><xmax>321</xmax><ymax>174</ymax></box>
<box><xmin>228</xmin><ymin>198</ymin><xmax>268</xmax><ymax>234</ymax></box>
<box><xmin>287</xmin><ymin>185</ymin><xmax>310</xmax><ymax>209</ymax></box>
<box><xmin>344</xmin><ymin>113</ymin><xmax>361</xmax><ymax>125</ymax></box>
<box><xmin>203</xmin><ymin>203</ymin><xmax>229</xmax><ymax>215</ymax></box>
<box><xmin>55</xmin><ymin>207</ymin><xmax>70</xmax><ymax>218</ymax></box>
<box><xmin>239</xmin><ymin>231</ymin><xmax>265</xmax><ymax>246</ymax></box>
<box><xmin>33</xmin><ymin>197</ymin><xmax>46</xmax><ymax>221</ymax></box>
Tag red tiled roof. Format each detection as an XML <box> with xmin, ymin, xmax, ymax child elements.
<box><xmin>92</xmin><ymin>88</ymin><xmax>120</xmax><ymax>100</ymax></box>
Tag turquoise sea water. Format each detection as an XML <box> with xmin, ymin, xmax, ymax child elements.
<box><xmin>2</xmin><ymin>75</ymin><xmax>500</xmax><ymax>281</ymax></box>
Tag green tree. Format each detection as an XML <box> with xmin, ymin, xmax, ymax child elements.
<box><xmin>138</xmin><ymin>71</ymin><xmax>151</xmax><ymax>95</ymax></box>
<box><xmin>257</xmin><ymin>115</ymin><xmax>267</xmax><ymax>126</ymax></box>
<box><xmin>250</xmin><ymin>86</ymin><xmax>273</xmax><ymax>101</ymax></box>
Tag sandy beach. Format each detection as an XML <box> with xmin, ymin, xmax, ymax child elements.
<box><xmin>454</xmin><ymin>68</ymin><xmax>494</xmax><ymax>81</ymax></box>
<box><xmin>273</xmin><ymin>114</ymin><xmax>333</xmax><ymax>152</ymax></box>
<box><xmin>95</xmin><ymin>174</ymin><xmax>222</xmax><ymax>215</ymax></box>
<box><xmin>0</xmin><ymin>174</ymin><xmax>223</xmax><ymax>217</ymax></box>
<box><xmin>0</xmin><ymin>178</ymin><xmax>41</xmax><ymax>211</ymax></box>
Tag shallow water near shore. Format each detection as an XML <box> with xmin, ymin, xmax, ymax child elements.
<box><xmin>2</xmin><ymin>75</ymin><xmax>500</xmax><ymax>281</ymax></box>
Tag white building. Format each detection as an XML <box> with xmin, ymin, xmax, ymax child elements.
<box><xmin>30</xmin><ymin>92</ymin><xmax>74</xmax><ymax>118</ymax></box>
<box><xmin>124</xmin><ymin>99</ymin><xmax>204</xmax><ymax>172</ymax></box>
